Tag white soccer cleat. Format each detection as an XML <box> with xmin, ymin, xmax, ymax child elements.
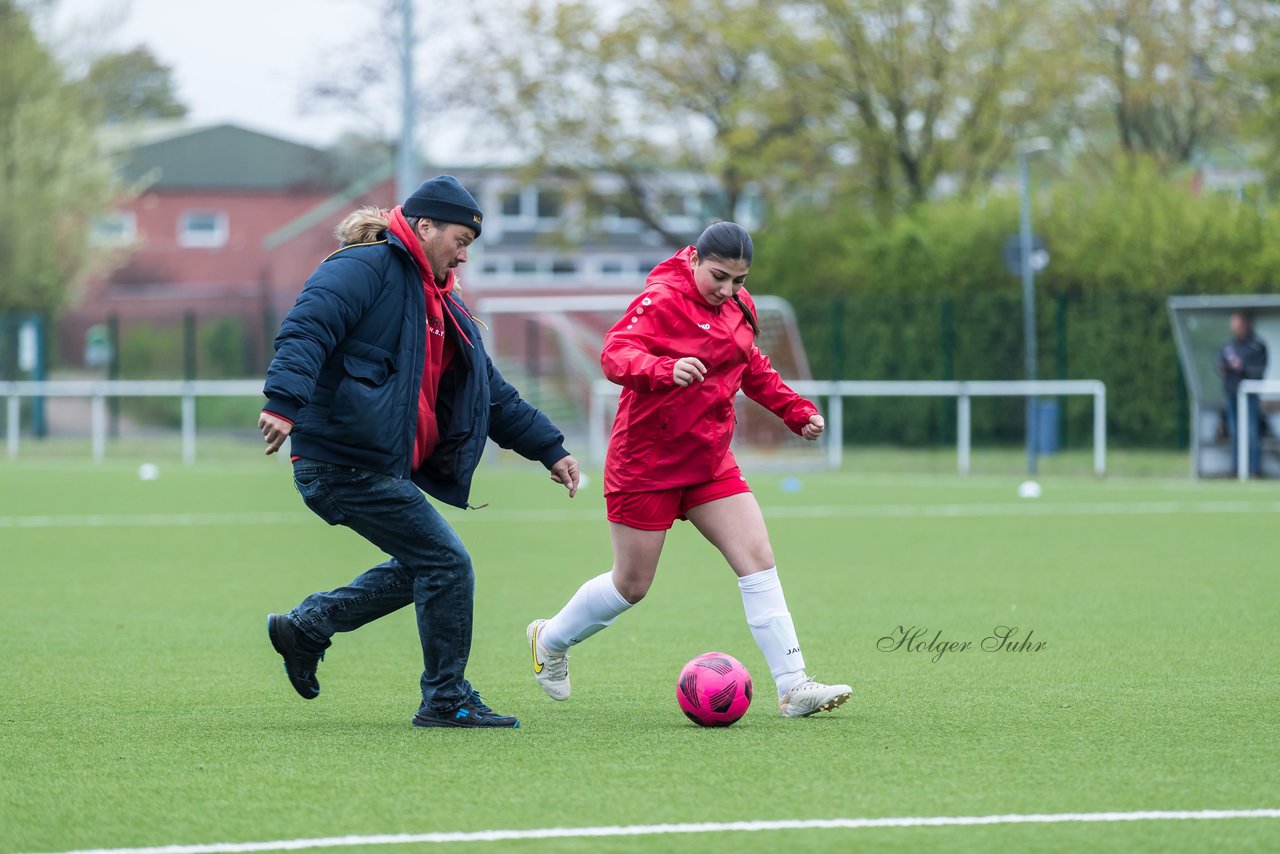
<box><xmin>527</xmin><ymin>619</ymin><xmax>571</xmax><ymax>701</ymax></box>
<box><xmin>779</xmin><ymin>677</ymin><xmax>852</xmax><ymax>717</ymax></box>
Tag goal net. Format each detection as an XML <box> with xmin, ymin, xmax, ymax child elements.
<box><xmin>472</xmin><ymin>294</ymin><xmax>831</xmax><ymax>471</ymax></box>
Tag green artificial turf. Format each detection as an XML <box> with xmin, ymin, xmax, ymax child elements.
<box><xmin>1</xmin><ymin>456</ymin><xmax>1278</xmax><ymax>853</ymax></box>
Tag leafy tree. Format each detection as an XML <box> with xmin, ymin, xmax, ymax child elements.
<box><xmin>460</xmin><ymin>0</ymin><xmax>1279</xmax><ymax>221</ymax></box>
<box><xmin>0</xmin><ymin>0</ymin><xmax>118</xmax><ymax>314</ymax></box>
<box><xmin>78</xmin><ymin>46</ymin><xmax>187</xmax><ymax>123</ymax></box>
<box><xmin>1239</xmin><ymin>6</ymin><xmax>1280</xmax><ymax>187</ymax></box>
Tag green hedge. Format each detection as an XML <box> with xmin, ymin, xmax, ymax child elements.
<box><xmin>784</xmin><ymin>290</ymin><xmax>1184</xmax><ymax>448</ymax></box>
<box><xmin>118</xmin><ymin>317</ymin><xmax>252</xmax><ymax>428</ymax></box>
<box><xmin>755</xmin><ymin>162</ymin><xmax>1274</xmax><ymax>448</ymax></box>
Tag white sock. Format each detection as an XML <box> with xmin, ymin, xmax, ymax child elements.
<box><xmin>739</xmin><ymin>567</ymin><xmax>807</xmax><ymax>698</ymax></box>
<box><xmin>540</xmin><ymin>571</ymin><xmax>633</xmax><ymax>653</ymax></box>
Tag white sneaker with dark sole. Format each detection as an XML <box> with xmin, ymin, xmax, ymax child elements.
<box><xmin>779</xmin><ymin>677</ymin><xmax>852</xmax><ymax>717</ymax></box>
<box><xmin>527</xmin><ymin>619</ymin><xmax>571</xmax><ymax>701</ymax></box>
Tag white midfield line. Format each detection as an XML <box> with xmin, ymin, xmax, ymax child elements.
<box><xmin>2</xmin><ymin>500</ymin><xmax>1279</xmax><ymax>529</ymax></box>
<box><xmin>31</xmin><ymin>810</ymin><xmax>1280</xmax><ymax>854</ymax></box>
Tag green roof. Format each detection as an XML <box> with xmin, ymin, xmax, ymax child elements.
<box><xmin>262</xmin><ymin>162</ymin><xmax>394</xmax><ymax>250</ymax></box>
<box><xmin>116</xmin><ymin>123</ymin><xmax>342</xmax><ymax>192</ymax></box>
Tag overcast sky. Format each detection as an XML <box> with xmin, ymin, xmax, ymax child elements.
<box><xmin>48</xmin><ymin>0</ymin><xmax>471</xmax><ymax>159</ymax></box>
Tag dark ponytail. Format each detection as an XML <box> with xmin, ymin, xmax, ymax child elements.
<box><xmin>695</xmin><ymin>221</ymin><xmax>753</xmax><ymax>265</ymax></box>
<box><xmin>695</xmin><ymin>221</ymin><xmax>758</xmax><ymax>336</ymax></box>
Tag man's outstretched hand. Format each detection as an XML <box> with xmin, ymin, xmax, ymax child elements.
<box><xmin>550</xmin><ymin>455</ymin><xmax>581</xmax><ymax>498</ymax></box>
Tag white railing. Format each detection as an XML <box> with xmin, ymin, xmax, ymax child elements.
<box><xmin>589</xmin><ymin>378</ymin><xmax>1108</xmax><ymax>476</ymax></box>
<box><xmin>1235</xmin><ymin>379</ymin><xmax>1280</xmax><ymax>481</ymax></box>
<box><xmin>5</xmin><ymin>377</ymin><xmax>1109</xmax><ymax>475</ymax></box>
<box><xmin>2</xmin><ymin>380</ymin><xmax>264</xmax><ymax>464</ymax></box>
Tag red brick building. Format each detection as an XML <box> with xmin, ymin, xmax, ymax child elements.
<box><xmin>62</xmin><ymin>123</ymin><xmax>395</xmax><ymax>369</ymax></box>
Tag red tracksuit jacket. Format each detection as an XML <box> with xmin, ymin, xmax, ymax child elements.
<box><xmin>601</xmin><ymin>246</ymin><xmax>819</xmax><ymax>494</ymax></box>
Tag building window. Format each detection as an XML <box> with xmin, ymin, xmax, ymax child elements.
<box><xmin>551</xmin><ymin>259</ymin><xmax>578</xmax><ymax>276</ymax></box>
<box><xmin>89</xmin><ymin>212</ymin><xmax>137</xmax><ymax>246</ymax></box>
<box><xmin>500</xmin><ymin>192</ymin><xmax>523</xmax><ymax>217</ymax></box>
<box><xmin>591</xmin><ymin>193</ymin><xmax>643</xmax><ymax>233</ymax></box>
<box><xmin>600</xmin><ymin>260</ymin><xmax>625</xmax><ymax>276</ymax></box>
<box><xmin>660</xmin><ymin>192</ymin><xmax>689</xmax><ymax>217</ymax></box>
<box><xmin>700</xmin><ymin>191</ymin><xmax>728</xmax><ymax>219</ymax></box>
<box><xmin>481</xmin><ymin>259</ymin><xmax>501</xmax><ymax>275</ymax></box>
<box><xmin>512</xmin><ymin>259</ymin><xmax>539</xmax><ymax>275</ymax></box>
<box><xmin>536</xmin><ymin>190</ymin><xmax>563</xmax><ymax>219</ymax></box>
<box><xmin>178</xmin><ymin>210</ymin><xmax>229</xmax><ymax>248</ymax></box>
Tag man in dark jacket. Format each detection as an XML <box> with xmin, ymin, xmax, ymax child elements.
<box><xmin>259</xmin><ymin>175</ymin><xmax>580</xmax><ymax>728</ymax></box>
<box><xmin>1218</xmin><ymin>311</ymin><xmax>1269</xmax><ymax>478</ymax></box>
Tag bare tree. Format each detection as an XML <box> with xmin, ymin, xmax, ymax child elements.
<box><xmin>458</xmin><ymin>0</ymin><xmax>827</xmax><ymax>243</ymax></box>
<box><xmin>1068</xmin><ymin>0</ymin><xmax>1265</xmax><ymax>170</ymax></box>
<box><xmin>808</xmin><ymin>0</ymin><xmax>1052</xmax><ymax>215</ymax></box>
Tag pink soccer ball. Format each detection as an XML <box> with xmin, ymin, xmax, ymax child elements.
<box><xmin>676</xmin><ymin>652</ymin><xmax>752</xmax><ymax>727</ymax></box>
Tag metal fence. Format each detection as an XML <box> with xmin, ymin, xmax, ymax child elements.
<box><xmin>589</xmin><ymin>378</ymin><xmax>1107</xmax><ymax>476</ymax></box>
<box><xmin>5</xmin><ymin>377</ymin><xmax>1107</xmax><ymax>475</ymax></box>
<box><xmin>2</xmin><ymin>380</ymin><xmax>265</xmax><ymax>464</ymax></box>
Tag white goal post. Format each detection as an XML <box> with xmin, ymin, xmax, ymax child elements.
<box><xmin>1235</xmin><ymin>379</ymin><xmax>1280</xmax><ymax>481</ymax></box>
<box><xmin>474</xmin><ymin>293</ymin><xmax>811</xmax><ymax>382</ymax></box>
<box><xmin>590</xmin><ymin>378</ymin><xmax>1107</xmax><ymax>476</ymax></box>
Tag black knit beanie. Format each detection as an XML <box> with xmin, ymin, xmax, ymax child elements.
<box><xmin>402</xmin><ymin>175</ymin><xmax>483</xmax><ymax>237</ymax></box>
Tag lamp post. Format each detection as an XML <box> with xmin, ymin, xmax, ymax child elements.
<box><xmin>1017</xmin><ymin>137</ymin><xmax>1052</xmax><ymax>476</ymax></box>
<box><xmin>395</xmin><ymin>0</ymin><xmax>418</xmax><ymax>203</ymax></box>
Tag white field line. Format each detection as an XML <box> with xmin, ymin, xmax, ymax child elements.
<box><xmin>759</xmin><ymin>499</ymin><xmax>1280</xmax><ymax>519</ymax></box>
<box><xmin>30</xmin><ymin>809</ymin><xmax>1280</xmax><ymax>854</ymax></box>
<box><xmin>0</xmin><ymin>512</ymin><xmax>312</xmax><ymax>529</ymax></box>
<box><xmin>1</xmin><ymin>500</ymin><xmax>1279</xmax><ymax>530</ymax></box>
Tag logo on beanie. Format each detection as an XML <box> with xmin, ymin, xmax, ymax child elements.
<box><xmin>473</xmin><ymin>214</ymin><xmax>482</xmax><ymax>224</ymax></box>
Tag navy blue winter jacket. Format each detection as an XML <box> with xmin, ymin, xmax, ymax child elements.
<box><xmin>263</xmin><ymin>230</ymin><xmax>569</xmax><ymax>508</ymax></box>
<box><xmin>1218</xmin><ymin>334</ymin><xmax>1269</xmax><ymax>400</ymax></box>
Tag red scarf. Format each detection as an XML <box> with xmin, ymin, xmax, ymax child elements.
<box><xmin>386</xmin><ymin>206</ymin><xmax>457</xmax><ymax>470</ymax></box>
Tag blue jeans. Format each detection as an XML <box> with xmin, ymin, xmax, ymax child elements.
<box><xmin>287</xmin><ymin>460</ymin><xmax>474</xmax><ymax>712</ymax></box>
<box><xmin>1224</xmin><ymin>396</ymin><xmax>1263</xmax><ymax>477</ymax></box>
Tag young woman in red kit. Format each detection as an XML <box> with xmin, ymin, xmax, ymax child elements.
<box><xmin>527</xmin><ymin>222</ymin><xmax>851</xmax><ymax>718</ymax></box>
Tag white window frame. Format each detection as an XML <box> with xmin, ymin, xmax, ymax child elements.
<box><xmin>550</xmin><ymin>257</ymin><xmax>579</xmax><ymax>277</ymax></box>
<box><xmin>89</xmin><ymin>211</ymin><xmax>137</xmax><ymax>247</ymax></box>
<box><xmin>510</xmin><ymin>257</ymin><xmax>541</xmax><ymax>276</ymax></box>
<box><xmin>596</xmin><ymin>257</ymin><xmax>630</xmax><ymax>277</ymax></box>
<box><xmin>496</xmin><ymin>187</ymin><xmax>540</xmax><ymax>232</ymax></box>
<box><xmin>177</xmin><ymin>210</ymin><xmax>229</xmax><ymax>248</ymax></box>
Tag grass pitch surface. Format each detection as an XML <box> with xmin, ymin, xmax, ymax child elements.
<box><xmin>2</xmin><ymin>454</ymin><xmax>1278</xmax><ymax>853</ymax></box>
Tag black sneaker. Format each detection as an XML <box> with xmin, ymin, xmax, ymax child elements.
<box><xmin>267</xmin><ymin>613</ymin><xmax>328</xmax><ymax>700</ymax></box>
<box><xmin>412</xmin><ymin>690</ymin><xmax>521</xmax><ymax>729</ymax></box>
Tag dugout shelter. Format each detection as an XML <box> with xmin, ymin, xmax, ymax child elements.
<box><xmin>1168</xmin><ymin>295</ymin><xmax>1280</xmax><ymax>478</ymax></box>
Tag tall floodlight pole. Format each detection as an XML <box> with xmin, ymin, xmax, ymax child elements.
<box><xmin>395</xmin><ymin>0</ymin><xmax>418</xmax><ymax>203</ymax></box>
<box><xmin>1017</xmin><ymin>137</ymin><xmax>1052</xmax><ymax>476</ymax></box>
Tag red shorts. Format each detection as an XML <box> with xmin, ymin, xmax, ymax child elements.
<box><xmin>605</xmin><ymin>467</ymin><xmax>751</xmax><ymax>531</ymax></box>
